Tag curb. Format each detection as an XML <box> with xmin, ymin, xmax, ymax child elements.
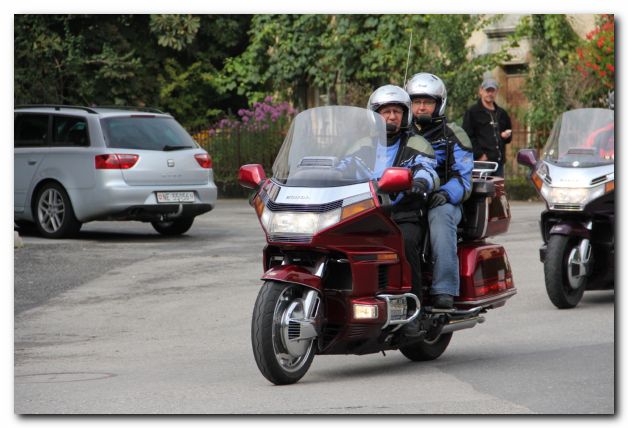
<box><xmin>15</xmin><ymin>230</ymin><xmax>24</xmax><ymax>248</ymax></box>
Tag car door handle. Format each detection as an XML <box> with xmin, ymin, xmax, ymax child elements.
<box><xmin>28</xmin><ymin>159</ymin><xmax>38</xmax><ymax>165</ymax></box>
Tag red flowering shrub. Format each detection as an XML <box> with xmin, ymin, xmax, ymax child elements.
<box><xmin>576</xmin><ymin>15</ymin><xmax>614</xmax><ymax>89</ymax></box>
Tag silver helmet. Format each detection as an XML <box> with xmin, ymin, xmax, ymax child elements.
<box><xmin>367</xmin><ymin>84</ymin><xmax>412</xmax><ymax>129</ymax></box>
<box><xmin>405</xmin><ymin>72</ymin><xmax>447</xmax><ymax>117</ymax></box>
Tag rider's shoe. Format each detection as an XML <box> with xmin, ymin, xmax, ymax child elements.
<box><xmin>432</xmin><ymin>294</ymin><xmax>454</xmax><ymax>309</ymax></box>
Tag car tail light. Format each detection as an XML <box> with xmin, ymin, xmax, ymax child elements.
<box><xmin>195</xmin><ymin>153</ymin><xmax>212</xmax><ymax>169</ymax></box>
<box><xmin>95</xmin><ymin>154</ymin><xmax>139</xmax><ymax>169</ymax></box>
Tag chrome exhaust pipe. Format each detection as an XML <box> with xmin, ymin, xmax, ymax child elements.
<box><xmin>441</xmin><ymin>316</ymin><xmax>485</xmax><ymax>334</ymax></box>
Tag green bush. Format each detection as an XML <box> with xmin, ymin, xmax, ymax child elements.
<box><xmin>506</xmin><ymin>176</ymin><xmax>540</xmax><ymax>201</ymax></box>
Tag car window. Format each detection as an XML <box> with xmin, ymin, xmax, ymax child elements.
<box><xmin>52</xmin><ymin>116</ymin><xmax>89</xmax><ymax>147</ymax></box>
<box><xmin>101</xmin><ymin>116</ymin><xmax>198</xmax><ymax>151</ymax></box>
<box><xmin>14</xmin><ymin>114</ymin><xmax>49</xmax><ymax>147</ymax></box>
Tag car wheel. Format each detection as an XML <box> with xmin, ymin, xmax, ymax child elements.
<box><xmin>34</xmin><ymin>182</ymin><xmax>82</xmax><ymax>238</ymax></box>
<box><xmin>151</xmin><ymin>217</ymin><xmax>195</xmax><ymax>235</ymax></box>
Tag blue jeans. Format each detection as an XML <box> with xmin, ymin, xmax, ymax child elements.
<box><xmin>428</xmin><ymin>202</ymin><xmax>462</xmax><ymax>296</ymax></box>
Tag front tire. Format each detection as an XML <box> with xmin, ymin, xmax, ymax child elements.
<box><xmin>545</xmin><ymin>235</ymin><xmax>587</xmax><ymax>309</ymax></box>
<box><xmin>400</xmin><ymin>333</ymin><xmax>453</xmax><ymax>361</ymax></box>
<box><xmin>151</xmin><ymin>216</ymin><xmax>194</xmax><ymax>235</ymax></box>
<box><xmin>251</xmin><ymin>281</ymin><xmax>317</xmax><ymax>385</ymax></box>
<box><xmin>34</xmin><ymin>183</ymin><xmax>82</xmax><ymax>238</ymax></box>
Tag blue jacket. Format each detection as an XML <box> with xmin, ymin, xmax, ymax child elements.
<box><xmin>337</xmin><ymin>132</ymin><xmax>439</xmax><ymax>220</ymax></box>
<box><xmin>412</xmin><ymin>120</ymin><xmax>473</xmax><ymax>205</ymax></box>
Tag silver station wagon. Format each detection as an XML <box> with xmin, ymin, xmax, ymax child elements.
<box><xmin>14</xmin><ymin>105</ymin><xmax>218</xmax><ymax>238</ymax></box>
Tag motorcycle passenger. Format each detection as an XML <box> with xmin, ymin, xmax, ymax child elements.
<box><xmin>405</xmin><ymin>73</ymin><xmax>474</xmax><ymax>309</ymax></box>
<box><xmin>362</xmin><ymin>85</ymin><xmax>439</xmax><ymax>334</ymax></box>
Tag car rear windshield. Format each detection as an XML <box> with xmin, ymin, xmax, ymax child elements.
<box><xmin>101</xmin><ymin>116</ymin><xmax>198</xmax><ymax>151</ymax></box>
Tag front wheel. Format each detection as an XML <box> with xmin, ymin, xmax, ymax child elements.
<box><xmin>544</xmin><ymin>235</ymin><xmax>588</xmax><ymax>309</ymax></box>
<box><xmin>151</xmin><ymin>216</ymin><xmax>194</xmax><ymax>235</ymax></box>
<box><xmin>251</xmin><ymin>281</ymin><xmax>319</xmax><ymax>385</ymax></box>
<box><xmin>400</xmin><ymin>332</ymin><xmax>453</xmax><ymax>361</ymax></box>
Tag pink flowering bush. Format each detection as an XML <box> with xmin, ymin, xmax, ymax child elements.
<box><xmin>190</xmin><ymin>96</ymin><xmax>297</xmax><ymax>195</ymax></box>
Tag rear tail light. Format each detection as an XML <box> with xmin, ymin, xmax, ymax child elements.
<box><xmin>95</xmin><ymin>154</ymin><xmax>139</xmax><ymax>169</ymax></box>
<box><xmin>195</xmin><ymin>153</ymin><xmax>212</xmax><ymax>169</ymax></box>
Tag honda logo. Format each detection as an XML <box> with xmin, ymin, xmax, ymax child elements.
<box><xmin>167</xmin><ymin>159</ymin><xmax>175</xmax><ymax>167</ymax></box>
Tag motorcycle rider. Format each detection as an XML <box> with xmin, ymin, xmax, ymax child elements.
<box><xmin>362</xmin><ymin>85</ymin><xmax>439</xmax><ymax>334</ymax></box>
<box><xmin>405</xmin><ymin>73</ymin><xmax>474</xmax><ymax>309</ymax></box>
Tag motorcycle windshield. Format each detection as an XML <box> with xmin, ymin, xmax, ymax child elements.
<box><xmin>272</xmin><ymin>106</ymin><xmax>389</xmax><ymax>187</ymax></box>
<box><xmin>542</xmin><ymin>108</ymin><xmax>614</xmax><ymax>167</ymax></box>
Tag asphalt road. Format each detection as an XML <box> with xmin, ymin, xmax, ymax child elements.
<box><xmin>13</xmin><ymin>200</ymin><xmax>615</xmax><ymax>414</ymax></box>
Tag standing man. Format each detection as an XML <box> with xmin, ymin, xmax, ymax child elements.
<box><xmin>462</xmin><ymin>77</ymin><xmax>513</xmax><ymax>177</ymax></box>
<box><xmin>405</xmin><ymin>72</ymin><xmax>474</xmax><ymax>309</ymax></box>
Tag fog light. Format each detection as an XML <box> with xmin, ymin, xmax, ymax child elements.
<box><xmin>353</xmin><ymin>304</ymin><xmax>378</xmax><ymax>320</ymax></box>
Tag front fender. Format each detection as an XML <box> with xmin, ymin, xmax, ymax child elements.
<box><xmin>549</xmin><ymin>222</ymin><xmax>590</xmax><ymax>239</ymax></box>
<box><xmin>261</xmin><ymin>265</ymin><xmax>322</xmax><ymax>292</ymax></box>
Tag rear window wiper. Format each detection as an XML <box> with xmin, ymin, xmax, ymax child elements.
<box><xmin>163</xmin><ymin>145</ymin><xmax>194</xmax><ymax>151</ymax></box>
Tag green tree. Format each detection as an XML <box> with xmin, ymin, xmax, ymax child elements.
<box><xmin>14</xmin><ymin>14</ymin><xmax>252</xmax><ymax>127</ymax></box>
<box><xmin>511</xmin><ymin>14</ymin><xmax>608</xmax><ymax>148</ymax></box>
<box><xmin>220</xmin><ymin>14</ymin><xmax>507</xmax><ymax>122</ymax></box>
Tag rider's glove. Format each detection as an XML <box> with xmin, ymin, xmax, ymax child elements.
<box><xmin>428</xmin><ymin>191</ymin><xmax>449</xmax><ymax>208</ymax></box>
<box><xmin>409</xmin><ymin>178</ymin><xmax>428</xmax><ymax>197</ymax></box>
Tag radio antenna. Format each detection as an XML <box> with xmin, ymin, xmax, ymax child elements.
<box><xmin>403</xmin><ymin>29</ymin><xmax>413</xmax><ymax>87</ymax></box>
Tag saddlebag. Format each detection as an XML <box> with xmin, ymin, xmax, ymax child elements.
<box><xmin>455</xmin><ymin>242</ymin><xmax>516</xmax><ymax>308</ymax></box>
<box><xmin>460</xmin><ymin>176</ymin><xmax>510</xmax><ymax>240</ymax></box>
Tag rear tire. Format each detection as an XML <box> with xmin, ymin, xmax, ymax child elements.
<box><xmin>151</xmin><ymin>217</ymin><xmax>194</xmax><ymax>235</ymax></box>
<box><xmin>545</xmin><ymin>235</ymin><xmax>586</xmax><ymax>309</ymax></box>
<box><xmin>400</xmin><ymin>332</ymin><xmax>453</xmax><ymax>361</ymax></box>
<box><xmin>251</xmin><ymin>281</ymin><xmax>317</xmax><ymax>385</ymax></box>
<box><xmin>34</xmin><ymin>183</ymin><xmax>82</xmax><ymax>238</ymax></box>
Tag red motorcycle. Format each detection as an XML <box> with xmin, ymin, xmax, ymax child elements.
<box><xmin>239</xmin><ymin>106</ymin><xmax>516</xmax><ymax>385</ymax></box>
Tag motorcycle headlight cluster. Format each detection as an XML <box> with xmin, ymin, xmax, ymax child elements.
<box><xmin>261</xmin><ymin>208</ymin><xmax>341</xmax><ymax>235</ymax></box>
<box><xmin>256</xmin><ymin>193</ymin><xmax>375</xmax><ymax>236</ymax></box>
<box><xmin>541</xmin><ymin>185</ymin><xmax>606</xmax><ymax>207</ymax></box>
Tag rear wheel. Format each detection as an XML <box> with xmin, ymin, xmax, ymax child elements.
<box><xmin>151</xmin><ymin>217</ymin><xmax>194</xmax><ymax>235</ymax></box>
<box><xmin>34</xmin><ymin>183</ymin><xmax>81</xmax><ymax>238</ymax></box>
<box><xmin>251</xmin><ymin>281</ymin><xmax>318</xmax><ymax>385</ymax></box>
<box><xmin>400</xmin><ymin>332</ymin><xmax>453</xmax><ymax>361</ymax></box>
<box><xmin>545</xmin><ymin>235</ymin><xmax>587</xmax><ymax>309</ymax></box>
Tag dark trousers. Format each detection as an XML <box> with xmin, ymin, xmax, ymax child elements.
<box><xmin>495</xmin><ymin>162</ymin><xmax>505</xmax><ymax>177</ymax></box>
<box><xmin>396</xmin><ymin>221</ymin><xmax>424</xmax><ymax>307</ymax></box>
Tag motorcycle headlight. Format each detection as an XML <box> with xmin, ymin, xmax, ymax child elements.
<box><xmin>257</xmin><ymin>194</ymin><xmax>375</xmax><ymax>235</ymax></box>
<box><xmin>541</xmin><ymin>183</ymin><xmax>606</xmax><ymax>206</ymax></box>
<box><xmin>260</xmin><ymin>208</ymin><xmax>342</xmax><ymax>235</ymax></box>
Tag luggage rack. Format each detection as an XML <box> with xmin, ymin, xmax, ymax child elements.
<box><xmin>472</xmin><ymin>161</ymin><xmax>499</xmax><ymax>180</ymax></box>
<box><xmin>15</xmin><ymin>105</ymin><xmax>99</xmax><ymax>114</ymax></box>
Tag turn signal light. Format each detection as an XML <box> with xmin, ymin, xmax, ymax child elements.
<box><xmin>195</xmin><ymin>153</ymin><xmax>212</xmax><ymax>169</ymax></box>
<box><xmin>531</xmin><ymin>171</ymin><xmax>543</xmax><ymax>191</ymax></box>
<box><xmin>95</xmin><ymin>154</ymin><xmax>139</xmax><ymax>169</ymax></box>
<box><xmin>605</xmin><ymin>180</ymin><xmax>614</xmax><ymax>193</ymax></box>
<box><xmin>341</xmin><ymin>199</ymin><xmax>375</xmax><ymax>220</ymax></box>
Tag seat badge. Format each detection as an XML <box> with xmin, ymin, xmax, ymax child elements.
<box><xmin>167</xmin><ymin>159</ymin><xmax>175</xmax><ymax>167</ymax></box>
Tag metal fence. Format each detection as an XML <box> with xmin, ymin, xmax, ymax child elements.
<box><xmin>189</xmin><ymin>124</ymin><xmax>547</xmax><ymax>195</ymax></box>
<box><xmin>190</xmin><ymin>124</ymin><xmax>287</xmax><ymax>195</ymax></box>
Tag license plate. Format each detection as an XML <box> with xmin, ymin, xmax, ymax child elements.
<box><xmin>156</xmin><ymin>191</ymin><xmax>195</xmax><ymax>203</ymax></box>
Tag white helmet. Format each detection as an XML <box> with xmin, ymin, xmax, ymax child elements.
<box><xmin>367</xmin><ymin>84</ymin><xmax>412</xmax><ymax>129</ymax></box>
<box><xmin>405</xmin><ymin>72</ymin><xmax>447</xmax><ymax>117</ymax></box>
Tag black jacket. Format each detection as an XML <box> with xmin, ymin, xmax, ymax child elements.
<box><xmin>462</xmin><ymin>99</ymin><xmax>512</xmax><ymax>163</ymax></box>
